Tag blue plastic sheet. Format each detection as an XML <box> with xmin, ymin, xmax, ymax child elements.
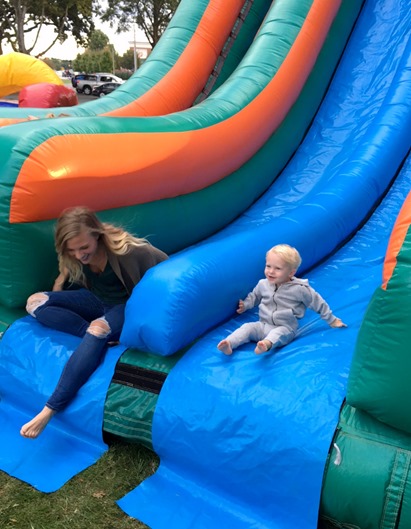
<box><xmin>0</xmin><ymin>317</ymin><xmax>126</xmax><ymax>492</ymax></box>
<box><xmin>118</xmin><ymin>0</ymin><xmax>411</xmax><ymax>526</ymax></box>
<box><xmin>0</xmin><ymin>100</ymin><xmax>17</xmax><ymax>107</ymax></box>
<box><xmin>119</xmin><ymin>151</ymin><xmax>411</xmax><ymax>529</ymax></box>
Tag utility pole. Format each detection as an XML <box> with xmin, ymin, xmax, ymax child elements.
<box><xmin>133</xmin><ymin>23</ymin><xmax>137</xmax><ymax>72</ymax></box>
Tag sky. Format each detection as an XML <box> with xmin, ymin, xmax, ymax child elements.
<box><xmin>3</xmin><ymin>19</ymin><xmax>148</xmax><ymax>61</ymax></box>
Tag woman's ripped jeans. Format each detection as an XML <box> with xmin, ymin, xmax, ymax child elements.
<box><xmin>26</xmin><ymin>288</ymin><xmax>125</xmax><ymax>412</ymax></box>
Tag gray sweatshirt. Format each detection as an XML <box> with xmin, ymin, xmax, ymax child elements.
<box><xmin>242</xmin><ymin>277</ymin><xmax>336</xmax><ymax>331</ymax></box>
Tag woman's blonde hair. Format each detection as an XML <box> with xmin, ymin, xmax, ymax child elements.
<box><xmin>55</xmin><ymin>206</ymin><xmax>147</xmax><ymax>285</ymax></box>
<box><xmin>267</xmin><ymin>244</ymin><xmax>302</xmax><ymax>271</ymax></box>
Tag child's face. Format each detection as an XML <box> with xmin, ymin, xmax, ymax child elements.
<box><xmin>265</xmin><ymin>252</ymin><xmax>295</xmax><ymax>285</ymax></box>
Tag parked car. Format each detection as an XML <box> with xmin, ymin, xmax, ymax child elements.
<box><xmin>71</xmin><ymin>73</ymin><xmax>86</xmax><ymax>88</ymax></box>
<box><xmin>92</xmin><ymin>82</ymin><xmax>122</xmax><ymax>97</ymax></box>
<box><xmin>73</xmin><ymin>73</ymin><xmax>124</xmax><ymax>95</ymax></box>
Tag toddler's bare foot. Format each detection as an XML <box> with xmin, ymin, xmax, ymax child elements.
<box><xmin>255</xmin><ymin>339</ymin><xmax>272</xmax><ymax>355</ymax></box>
<box><xmin>217</xmin><ymin>339</ymin><xmax>233</xmax><ymax>355</ymax></box>
<box><xmin>20</xmin><ymin>407</ymin><xmax>56</xmax><ymax>439</ymax></box>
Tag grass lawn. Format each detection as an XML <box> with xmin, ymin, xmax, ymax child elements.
<box><xmin>0</xmin><ymin>438</ymin><xmax>159</xmax><ymax>529</ymax></box>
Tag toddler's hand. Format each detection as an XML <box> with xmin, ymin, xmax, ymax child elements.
<box><xmin>236</xmin><ymin>300</ymin><xmax>245</xmax><ymax>314</ymax></box>
<box><xmin>330</xmin><ymin>317</ymin><xmax>347</xmax><ymax>328</ymax></box>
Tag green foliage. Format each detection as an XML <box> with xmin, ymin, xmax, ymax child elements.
<box><xmin>72</xmin><ymin>27</ymin><xmax>125</xmax><ymax>73</ymax></box>
<box><xmin>118</xmin><ymin>48</ymin><xmax>139</xmax><ymax>71</ymax></box>
<box><xmin>73</xmin><ymin>46</ymin><xmax>117</xmax><ymax>73</ymax></box>
<box><xmin>118</xmin><ymin>48</ymin><xmax>134</xmax><ymax>70</ymax></box>
<box><xmin>0</xmin><ymin>439</ymin><xmax>157</xmax><ymax>529</ymax></box>
<box><xmin>0</xmin><ymin>0</ymin><xmax>14</xmax><ymax>55</ymax></box>
<box><xmin>42</xmin><ymin>56</ymin><xmax>57</xmax><ymax>69</ymax></box>
<box><xmin>0</xmin><ymin>0</ymin><xmax>95</xmax><ymax>57</ymax></box>
<box><xmin>98</xmin><ymin>0</ymin><xmax>180</xmax><ymax>48</ymax></box>
<box><xmin>114</xmin><ymin>70</ymin><xmax>134</xmax><ymax>80</ymax></box>
<box><xmin>88</xmin><ymin>28</ymin><xmax>110</xmax><ymax>50</ymax></box>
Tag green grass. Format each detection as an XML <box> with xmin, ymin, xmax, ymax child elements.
<box><xmin>0</xmin><ymin>438</ymin><xmax>159</xmax><ymax>529</ymax></box>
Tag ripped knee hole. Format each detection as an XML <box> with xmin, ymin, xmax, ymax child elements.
<box><xmin>87</xmin><ymin>318</ymin><xmax>111</xmax><ymax>338</ymax></box>
<box><xmin>26</xmin><ymin>292</ymin><xmax>49</xmax><ymax>316</ymax></box>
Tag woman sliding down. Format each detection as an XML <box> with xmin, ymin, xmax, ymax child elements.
<box><xmin>20</xmin><ymin>206</ymin><xmax>168</xmax><ymax>439</ymax></box>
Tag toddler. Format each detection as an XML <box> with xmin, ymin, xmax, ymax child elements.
<box><xmin>217</xmin><ymin>244</ymin><xmax>346</xmax><ymax>355</ymax></box>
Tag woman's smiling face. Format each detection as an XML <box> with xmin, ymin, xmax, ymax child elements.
<box><xmin>65</xmin><ymin>230</ymin><xmax>99</xmax><ymax>266</ymax></box>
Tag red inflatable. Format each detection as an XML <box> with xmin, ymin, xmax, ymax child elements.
<box><xmin>19</xmin><ymin>83</ymin><xmax>78</xmax><ymax>108</ymax></box>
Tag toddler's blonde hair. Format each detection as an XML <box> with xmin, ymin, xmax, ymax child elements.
<box><xmin>267</xmin><ymin>244</ymin><xmax>302</xmax><ymax>271</ymax></box>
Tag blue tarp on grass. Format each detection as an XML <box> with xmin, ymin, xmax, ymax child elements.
<box><xmin>0</xmin><ymin>317</ymin><xmax>125</xmax><ymax>492</ymax></box>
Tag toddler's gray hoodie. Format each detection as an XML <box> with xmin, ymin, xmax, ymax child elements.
<box><xmin>242</xmin><ymin>277</ymin><xmax>336</xmax><ymax>331</ymax></box>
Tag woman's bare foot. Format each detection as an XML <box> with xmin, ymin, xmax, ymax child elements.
<box><xmin>255</xmin><ymin>339</ymin><xmax>272</xmax><ymax>355</ymax></box>
<box><xmin>217</xmin><ymin>339</ymin><xmax>233</xmax><ymax>355</ymax></box>
<box><xmin>20</xmin><ymin>407</ymin><xmax>56</xmax><ymax>439</ymax></box>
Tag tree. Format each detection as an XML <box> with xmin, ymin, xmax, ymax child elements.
<box><xmin>88</xmin><ymin>28</ymin><xmax>109</xmax><ymax>50</ymax></box>
<box><xmin>0</xmin><ymin>0</ymin><xmax>14</xmax><ymax>55</ymax></box>
<box><xmin>73</xmin><ymin>49</ymin><xmax>112</xmax><ymax>73</ymax></box>
<box><xmin>72</xmin><ymin>30</ymin><xmax>117</xmax><ymax>73</ymax></box>
<box><xmin>0</xmin><ymin>0</ymin><xmax>95</xmax><ymax>58</ymax></box>
<box><xmin>99</xmin><ymin>0</ymin><xmax>180</xmax><ymax>49</ymax></box>
<box><xmin>118</xmin><ymin>48</ymin><xmax>136</xmax><ymax>70</ymax></box>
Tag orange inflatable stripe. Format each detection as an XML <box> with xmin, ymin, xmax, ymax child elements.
<box><xmin>105</xmin><ymin>0</ymin><xmax>246</xmax><ymax>117</ymax></box>
<box><xmin>10</xmin><ymin>0</ymin><xmax>341</xmax><ymax>223</ymax></box>
<box><xmin>382</xmin><ymin>190</ymin><xmax>411</xmax><ymax>290</ymax></box>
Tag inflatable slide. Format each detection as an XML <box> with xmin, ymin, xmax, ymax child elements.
<box><xmin>0</xmin><ymin>0</ymin><xmax>360</xmax><ymax>310</ymax></box>
<box><xmin>0</xmin><ymin>0</ymin><xmax>270</xmax><ymax>124</ymax></box>
<box><xmin>115</xmin><ymin>0</ymin><xmax>411</xmax><ymax>527</ymax></box>
<box><xmin>0</xmin><ymin>0</ymin><xmax>410</xmax><ymax>527</ymax></box>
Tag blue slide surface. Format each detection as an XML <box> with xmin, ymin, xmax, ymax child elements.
<box><xmin>118</xmin><ymin>0</ymin><xmax>411</xmax><ymax>527</ymax></box>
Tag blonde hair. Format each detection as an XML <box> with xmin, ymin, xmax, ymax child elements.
<box><xmin>55</xmin><ymin>206</ymin><xmax>148</xmax><ymax>285</ymax></box>
<box><xmin>267</xmin><ymin>244</ymin><xmax>302</xmax><ymax>271</ymax></box>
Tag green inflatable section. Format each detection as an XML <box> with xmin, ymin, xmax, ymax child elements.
<box><xmin>320</xmin><ymin>204</ymin><xmax>411</xmax><ymax>527</ymax></box>
<box><xmin>195</xmin><ymin>0</ymin><xmax>273</xmax><ymax>101</ymax></box>
<box><xmin>347</xmin><ymin>225</ymin><xmax>411</xmax><ymax>433</ymax></box>
<box><xmin>103</xmin><ymin>348</ymin><xmax>186</xmax><ymax>449</ymax></box>
<box><xmin>320</xmin><ymin>404</ymin><xmax>411</xmax><ymax>529</ymax></box>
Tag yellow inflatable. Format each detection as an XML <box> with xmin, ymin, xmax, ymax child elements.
<box><xmin>0</xmin><ymin>52</ymin><xmax>63</xmax><ymax>97</ymax></box>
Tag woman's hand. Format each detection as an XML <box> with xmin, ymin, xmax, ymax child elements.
<box><xmin>53</xmin><ymin>268</ymin><xmax>69</xmax><ymax>291</ymax></box>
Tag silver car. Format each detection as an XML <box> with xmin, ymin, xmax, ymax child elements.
<box><xmin>74</xmin><ymin>73</ymin><xmax>124</xmax><ymax>95</ymax></box>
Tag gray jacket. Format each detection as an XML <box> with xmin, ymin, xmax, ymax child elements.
<box><xmin>108</xmin><ymin>242</ymin><xmax>168</xmax><ymax>296</ymax></box>
<box><xmin>242</xmin><ymin>277</ymin><xmax>336</xmax><ymax>331</ymax></box>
